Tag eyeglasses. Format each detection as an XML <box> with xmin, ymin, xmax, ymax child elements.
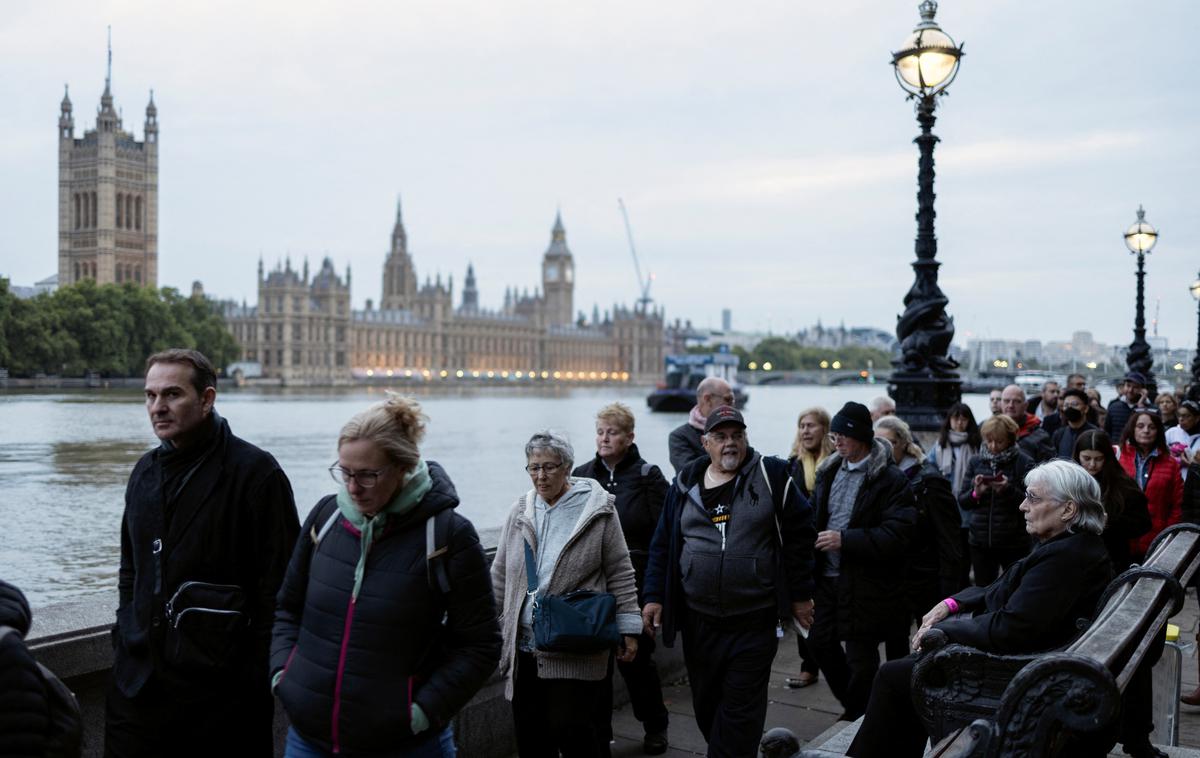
<box><xmin>1024</xmin><ymin>492</ymin><xmax>1062</xmax><ymax>506</ymax></box>
<box><xmin>525</xmin><ymin>463</ymin><xmax>563</xmax><ymax>475</ymax></box>
<box><xmin>329</xmin><ymin>464</ymin><xmax>390</xmax><ymax>488</ymax></box>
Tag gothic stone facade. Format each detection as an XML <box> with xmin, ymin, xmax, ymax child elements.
<box><xmin>57</xmin><ymin>75</ymin><xmax>159</xmax><ymax>288</ymax></box>
<box><xmin>223</xmin><ymin>204</ymin><xmax>664</xmax><ymax>385</ymax></box>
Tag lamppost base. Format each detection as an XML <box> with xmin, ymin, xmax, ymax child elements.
<box><xmin>888</xmin><ymin>371</ymin><xmax>962</xmax><ymax>433</ymax></box>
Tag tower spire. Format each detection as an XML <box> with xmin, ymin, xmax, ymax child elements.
<box><xmin>105</xmin><ymin>26</ymin><xmax>112</xmax><ymax>95</ymax></box>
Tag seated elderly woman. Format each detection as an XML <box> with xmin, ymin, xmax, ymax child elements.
<box><xmin>491</xmin><ymin>430</ymin><xmax>643</xmax><ymax>758</ymax></box>
<box><xmin>847</xmin><ymin>460</ymin><xmax>1114</xmax><ymax>758</ymax></box>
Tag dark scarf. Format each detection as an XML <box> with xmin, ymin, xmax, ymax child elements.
<box><xmin>980</xmin><ymin>444</ymin><xmax>1020</xmax><ymax>470</ymax></box>
<box><xmin>157</xmin><ymin>411</ymin><xmax>223</xmax><ymax>531</ymax></box>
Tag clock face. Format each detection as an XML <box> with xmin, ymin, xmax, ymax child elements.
<box><xmin>564</xmin><ymin>264</ymin><xmax>573</xmax><ymax>283</ymax></box>
<box><xmin>546</xmin><ymin>264</ymin><xmax>559</xmax><ymax>280</ymax></box>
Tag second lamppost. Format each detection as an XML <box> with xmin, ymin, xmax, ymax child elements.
<box><xmin>1189</xmin><ymin>272</ymin><xmax>1200</xmax><ymax>395</ymax></box>
<box><xmin>886</xmin><ymin>0</ymin><xmax>965</xmax><ymax>432</ymax></box>
<box><xmin>1123</xmin><ymin>205</ymin><xmax>1158</xmax><ymax>392</ymax></box>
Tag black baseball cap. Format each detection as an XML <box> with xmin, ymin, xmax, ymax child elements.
<box><xmin>704</xmin><ymin>405</ymin><xmax>746</xmax><ymax>433</ymax></box>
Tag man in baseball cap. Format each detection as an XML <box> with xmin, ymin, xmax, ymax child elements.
<box><xmin>642</xmin><ymin>405</ymin><xmax>815</xmax><ymax>756</ymax></box>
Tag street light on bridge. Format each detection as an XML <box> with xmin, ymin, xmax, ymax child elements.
<box><xmin>887</xmin><ymin>0</ymin><xmax>966</xmax><ymax>432</ymax></box>
<box><xmin>1123</xmin><ymin>205</ymin><xmax>1158</xmax><ymax>392</ymax></box>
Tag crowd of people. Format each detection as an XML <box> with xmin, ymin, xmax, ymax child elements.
<box><xmin>7</xmin><ymin>351</ymin><xmax>1200</xmax><ymax>758</ymax></box>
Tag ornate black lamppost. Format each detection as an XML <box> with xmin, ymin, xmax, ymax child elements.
<box><xmin>886</xmin><ymin>0</ymin><xmax>965</xmax><ymax>432</ymax></box>
<box><xmin>1123</xmin><ymin>205</ymin><xmax>1158</xmax><ymax>392</ymax></box>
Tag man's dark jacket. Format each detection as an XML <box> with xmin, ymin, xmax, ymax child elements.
<box><xmin>810</xmin><ymin>439</ymin><xmax>918</xmax><ymax>641</ymax></box>
<box><xmin>643</xmin><ymin>448</ymin><xmax>816</xmax><ymax>646</ymax></box>
<box><xmin>1051</xmin><ymin>421</ymin><xmax>1100</xmax><ymax>459</ymax></box>
<box><xmin>1105</xmin><ymin>397</ymin><xmax>1141</xmax><ymax>439</ymax></box>
<box><xmin>573</xmin><ymin>443</ymin><xmax>669</xmax><ymax>597</ymax></box>
<box><xmin>270</xmin><ymin>463</ymin><xmax>500</xmax><ymax>755</ymax></box>
<box><xmin>114</xmin><ymin>412</ymin><xmax>300</xmax><ymax>698</ymax></box>
<box><xmin>938</xmin><ymin>530</ymin><xmax>1112</xmax><ymax>653</ymax></box>
<box><xmin>668</xmin><ymin>422</ymin><xmax>705</xmax><ymax>474</ymax></box>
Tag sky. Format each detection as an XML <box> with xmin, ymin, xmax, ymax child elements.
<box><xmin>1</xmin><ymin>1</ymin><xmax>1197</xmax><ymax>349</ymax></box>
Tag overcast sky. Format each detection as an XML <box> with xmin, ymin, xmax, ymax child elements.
<box><xmin>2</xmin><ymin>1</ymin><xmax>1197</xmax><ymax>349</ymax></box>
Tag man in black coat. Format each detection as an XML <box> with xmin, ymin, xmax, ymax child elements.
<box><xmin>807</xmin><ymin>402</ymin><xmax>917</xmax><ymax>721</ymax></box>
<box><xmin>1051</xmin><ymin>388</ymin><xmax>1100</xmax><ymax>459</ymax></box>
<box><xmin>105</xmin><ymin>349</ymin><xmax>300</xmax><ymax>758</ymax></box>
<box><xmin>574</xmin><ymin>402</ymin><xmax>671</xmax><ymax>754</ymax></box>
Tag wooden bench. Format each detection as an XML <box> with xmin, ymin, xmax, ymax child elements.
<box><xmin>772</xmin><ymin>523</ymin><xmax>1200</xmax><ymax>758</ymax></box>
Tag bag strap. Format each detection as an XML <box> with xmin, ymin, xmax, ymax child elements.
<box><xmin>523</xmin><ymin>540</ymin><xmax>539</xmax><ymax>600</ymax></box>
<box><xmin>310</xmin><ymin>495</ymin><xmax>340</xmax><ymax>556</ymax></box>
<box><xmin>426</xmin><ymin>509</ymin><xmax>453</xmax><ymax>596</ymax></box>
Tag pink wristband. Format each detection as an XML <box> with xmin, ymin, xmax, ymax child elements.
<box><xmin>943</xmin><ymin>597</ymin><xmax>959</xmax><ymax>614</ymax></box>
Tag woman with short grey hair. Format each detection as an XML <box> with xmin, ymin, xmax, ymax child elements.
<box><xmin>848</xmin><ymin>458</ymin><xmax>1114</xmax><ymax>757</ymax></box>
<box><xmin>1023</xmin><ymin>460</ymin><xmax>1107</xmax><ymax>536</ymax></box>
<box><xmin>492</xmin><ymin>430</ymin><xmax>642</xmax><ymax>757</ymax></box>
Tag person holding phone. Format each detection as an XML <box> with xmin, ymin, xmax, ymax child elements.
<box><xmin>958</xmin><ymin>415</ymin><xmax>1035</xmax><ymax>586</ymax></box>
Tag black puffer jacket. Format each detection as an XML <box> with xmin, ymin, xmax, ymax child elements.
<box><xmin>0</xmin><ymin>581</ymin><xmax>48</xmax><ymax>758</ymax></box>
<box><xmin>573</xmin><ymin>443</ymin><xmax>668</xmax><ymax>597</ymax></box>
<box><xmin>958</xmin><ymin>447</ymin><xmax>1036</xmax><ymax>551</ymax></box>
<box><xmin>810</xmin><ymin>439</ymin><xmax>918</xmax><ymax>641</ymax></box>
<box><xmin>270</xmin><ymin>462</ymin><xmax>501</xmax><ymax>756</ymax></box>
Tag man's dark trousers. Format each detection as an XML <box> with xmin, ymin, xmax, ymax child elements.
<box><xmin>104</xmin><ymin>674</ymin><xmax>273</xmax><ymax>757</ymax></box>
<box><xmin>808</xmin><ymin>576</ymin><xmax>893</xmax><ymax>720</ymax></box>
<box><xmin>680</xmin><ymin>607</ymin><xmax>778</xmax><ymax>758</ymax></box>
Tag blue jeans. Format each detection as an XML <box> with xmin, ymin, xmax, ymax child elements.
<box><xmin>284</xmin><ymin>725</ymin><xmax>456</xmax><ymax>757</ymax></box>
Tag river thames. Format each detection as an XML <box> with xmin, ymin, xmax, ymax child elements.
<box><xmin>0</xmin><ymin>384</ymin><xmax>993</xmax><ymax>607</ymax></box>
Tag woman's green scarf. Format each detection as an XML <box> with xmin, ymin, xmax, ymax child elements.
<box><xmin>336</xmin><ymin>459</ymin><xmax>432</xmax><ymax>601</ymax></box>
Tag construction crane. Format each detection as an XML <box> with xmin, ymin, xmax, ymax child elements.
<box><xmin>618</xmin><ymin>198</ymin><xmax>654</xmax><ymax>312</ymax></box>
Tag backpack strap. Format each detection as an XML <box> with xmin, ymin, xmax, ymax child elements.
<box><xmin>309</xmin><ymin>494</ymin><xmax>340</xmax><ymax>555</ymax></box>
<box><xmin>426</xmin><ymin>509</ymin><xmax>454</xmax><ymax>596</ymax></box>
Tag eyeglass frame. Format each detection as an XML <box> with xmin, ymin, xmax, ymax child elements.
<box><xmin>525</xmin><ymin>463</ymin><xmax>564</xmax><ymax>476</ymax></box>
<box><xmin>328</xmin><ymin>464</ymin><xmax>391</xmax><ymax>489</ymax></box>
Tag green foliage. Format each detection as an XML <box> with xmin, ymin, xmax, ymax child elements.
<box><xmin>694</xmin><ymin>336</ymin><xmax>891</xmax><ymax>371</ymax></box>
<box><xmin>0</xmin><ymin>280</ymin><xmax>240</xmax><ymax>377</ymax></box>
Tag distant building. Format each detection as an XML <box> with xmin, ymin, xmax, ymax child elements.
<box><xmin>721</xmin><ymin>309</ymin><xmax>732</xmax><ymax>332</ymax></box>
<box><xmin>5</xmin><ymin>274</ymin><xmax>58</xmax><ymax>300</ymax></box>
<box><xmin>222</xmin><ymin>204</ymin><xmax>664</xmax><ymax>385</ymax></box>
<box><xmin>57</xmin><ymin>52</ymin><xmax>158</xmax><ymax>288</ymax></box>
<box><xmin>796</xmin><ymin>321</ymin><xmax>896</xmax><ymax>352</ymax></box>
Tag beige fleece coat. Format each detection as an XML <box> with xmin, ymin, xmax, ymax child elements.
<box><xmin>491</xmin><ymin>477</ymin><xmax>641</xmax><ymax>701</ymax></box>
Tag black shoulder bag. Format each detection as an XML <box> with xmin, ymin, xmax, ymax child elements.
<box><xmin>523</xmin><ymin>540</ymin><xmax>620</xmax><ymax>653</ymax></box>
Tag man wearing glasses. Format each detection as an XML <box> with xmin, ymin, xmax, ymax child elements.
<box><xmin>806</xmin><ymin>401</ymin><xmax>916</xmax><ymax>722</ymax></box>
<box><xmin>643</xmin><ymin>406</ymin><xmax>815</xmax><ymax>758</ymax></box>
<box><xmin>106</xmin><ymin>349</ymin><xmax>300</xmax><ymax>757</ymax></box>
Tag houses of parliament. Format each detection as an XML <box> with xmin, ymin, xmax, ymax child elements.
<box><xmin>54</xmin><ymin>67</ymin><xmax>665</xmax><ymax>385</ymax></box>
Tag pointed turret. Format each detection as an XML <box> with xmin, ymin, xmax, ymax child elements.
<box><xmin>542</xmin><ymin>210</ymin><xmax>575</xmax><ymax>326</ymax></box>
<box><xmin>144</xmin><ymin>90</ymin><xmax>158</xmax><ymax>144</ymax></box>
<box><xmin>392</xmin><ymin>195</ymin><xmax>407</xmax><ymax>253</ymax></box>
<box><xmin>59</xmin><ymin>85</ymin><xmax>74</xmax><ymax>139</ymax></box>
<box><xmin>381</xmin><ymin>194</ymin><xmax>416</xmax><ymax>310</ymax></box>
<box><xmin>461</xmin><ymin>263</ymin><xmax>479</xmax><ymax>312</ymax></box>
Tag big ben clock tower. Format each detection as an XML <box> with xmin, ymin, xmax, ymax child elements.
<box><xmin>542</xmin><ymin>211</ymin><xmax>575</xmax><ymax>326</ymax></box>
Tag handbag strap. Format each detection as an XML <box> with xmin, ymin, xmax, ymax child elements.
<box><xmin>523</xmin><ymin>540</ymin><xmax>539</xmax><ymax>601</ymax></box>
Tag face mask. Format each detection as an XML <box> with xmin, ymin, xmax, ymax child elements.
<box><xmin>1063</xmin><ymin>407</ymin><xmax>1084</xmax><ymax>424</ymax></box>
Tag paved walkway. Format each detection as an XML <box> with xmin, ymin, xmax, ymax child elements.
<box><xmin>602</xmin><ymin>590</ymin><xmax>1200</xmax><ymax>757</ymax></box>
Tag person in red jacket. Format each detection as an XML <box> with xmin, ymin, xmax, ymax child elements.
<box><xmin>1118</xmin><ymin>409</ymin><xmax>1182</xmax><ymax>563</ymax></box>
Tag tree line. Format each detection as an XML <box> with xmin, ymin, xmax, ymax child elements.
<box><xmin>0</xmin><ymin>279</ymin><xmax>240</xmax><ymax>377</ymax></box>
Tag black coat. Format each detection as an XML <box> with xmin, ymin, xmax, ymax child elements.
<box><xmin>270</xmin><ymin>463</ymin><xmax>501</xmax><ymax>755</ymax></box>
<box><xmin>114</xmin><ymin>412</ymin><xmax>300</xmax><ymax>698</ymax></box>
<box><xmin>810</xmin><ymin>440</ymin><xmax>918</xmax><ymax>641</ymax></box>
<box><xmin>1102</xmin><ymin>485</ymin><xmax>1151</xmax><ymax>571</ymax></box>
<box><xmin>0</xmin><ymin>581</ymin><xmax>48</xmax><ymax>758</ymax></box>
<box><xmin>957</xmin><ymin>449</ymin><xmax>1035</xmax><ymax>551</ymax></box>
<box><xmin>1051</xmin><ymin>422</ymin><xmax>1100</xmax><ymax>459</ymax></box>
<box><xmin>939</xmin><ymin>531</ymin><xmax>1113</xmax><ymax>653</ymax></box>
<box><xmin>901</xmin><ymin>460</ymin><xmax>966</xmax><ymax>606</ymax></box>
<box><xmin>573</xmin><ymin>443</ymin><xmax>669</xmax><ymax>597</ymax></box>
<box><xmin>668</xmin><ymin>423</ymin><xmax>705</xmax><ymax>474</ymax></box>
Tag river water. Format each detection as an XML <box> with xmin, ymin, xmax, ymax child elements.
<box><xmin>0</xmin><ymin>384</ymin><xmax>992</xmax><ymax>607</ymax></box>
